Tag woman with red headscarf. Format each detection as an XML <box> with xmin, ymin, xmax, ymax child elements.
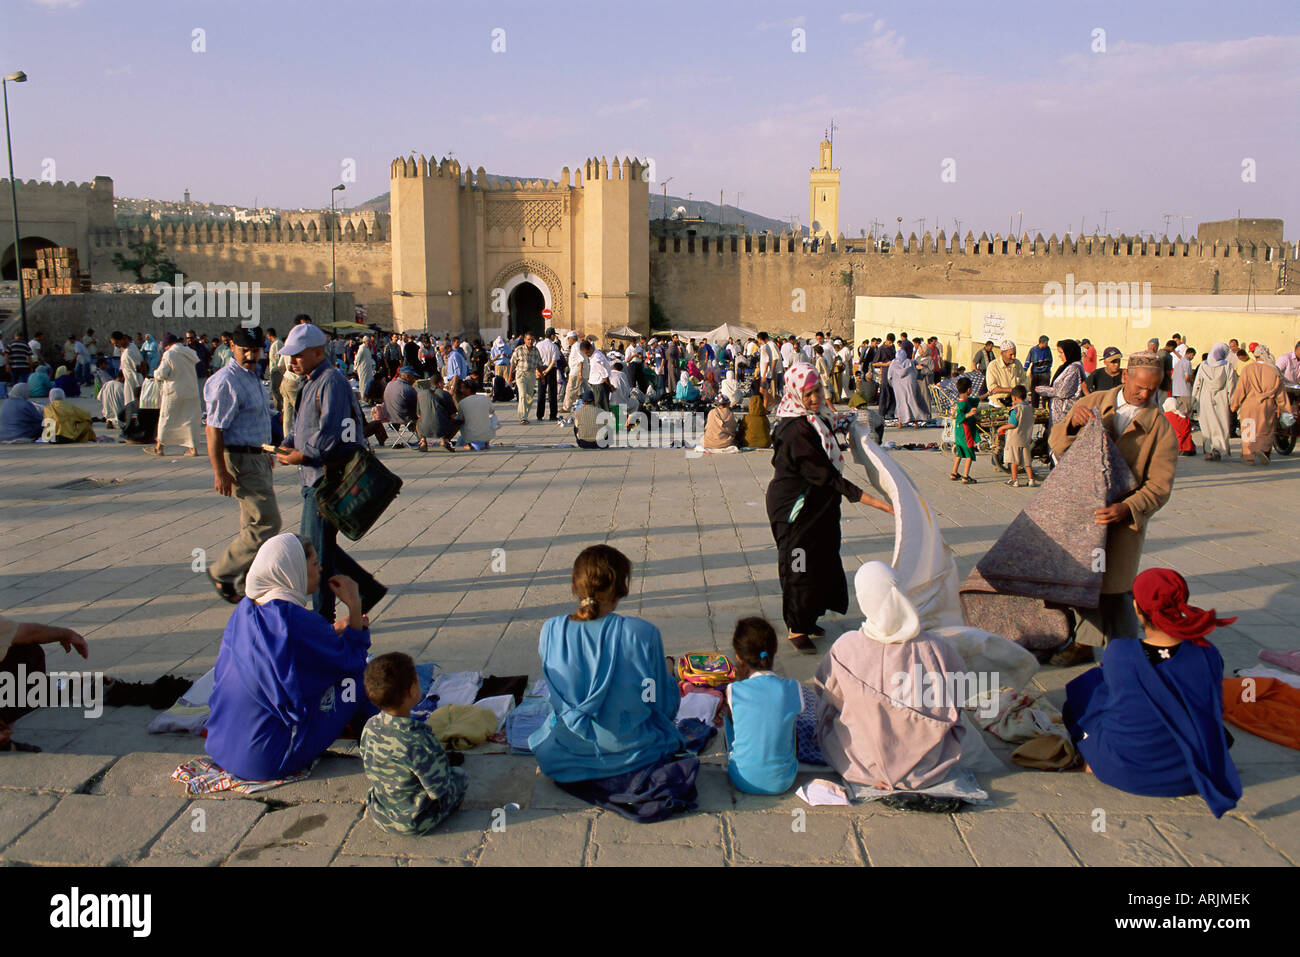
<box><xmin>1064</xmin><ymin>568</ymin><xmax>1241</xmax><ymax>817</ymax></box>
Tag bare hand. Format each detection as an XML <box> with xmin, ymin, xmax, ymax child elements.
<box><xmin>328</xmin><ymin>574</ymin><xmax>362</xmax><ymax>610</ymax></box>
<box><xmin>1094</xmin><ymin>502</ymin><xmax>1130</xmax><ymax>525</ymax></box>
<box><xmin>861</xmin><ymin>492</ymin><xmax>894</xmax><ymax>514</ymax></box>
<box><xmin>277</xmin><ymin>448</ymin><xmax>304</xmax><ymax>466</ymax></box>
<box><xmin>213</xmin><ymin>469</ymin><xmax>234</xmax><ymax>497</ymax></box>
<box><xmin>58</xmin><ymin>629</ymin><xmax>89</xmax><ymax>659</ymax></box>
<box><xmin>1068</xmin><ymin>403</ymin><xmax>1096</xmax><ymax>430</ymax></box>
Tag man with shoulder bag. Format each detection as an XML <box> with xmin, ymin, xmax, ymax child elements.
<box><xmin>278</xmin><ymin>323</ymin><xmax>388</xmax><ymax>619</ymax></box>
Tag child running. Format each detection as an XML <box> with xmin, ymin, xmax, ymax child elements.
<box><xmin>724</xmin><ymin>617</ymin><xmax>803</xmax><ymax>795</ymax></box>
<box><xmin>949</xmin><ymin>376</ymin><xmax>979</xmax><ymax>484</ymax></box>
<box><xmin>360</xmin><ymin>652</ymin><xmax>468</xmax><ymax>834</ymax></box>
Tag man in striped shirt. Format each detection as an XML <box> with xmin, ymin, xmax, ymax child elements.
<box><xmin>5</xmin><ymin>335</ymin><xmax>32</xmax><ymax>384</ymax></box>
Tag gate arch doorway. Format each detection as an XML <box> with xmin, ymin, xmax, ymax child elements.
<box><xmin>507</xmin><ymin>281</ymin><xmax>546</xmax><ymax>338</ymax></box>
<box><xmin>1</xmin><ymin>235</ymin><xmax>60</xmax><ymax>280</ymax></box>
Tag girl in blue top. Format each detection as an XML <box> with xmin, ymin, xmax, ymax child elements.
<box><xmin>530</xmin><ymin>545</ymin><xmax>683</xmax><ymax>783</ymax></box>
<box><xmin>724</xmin><ymin>617</ymin><xmax>803</xmax><ymax>794</ymax></box>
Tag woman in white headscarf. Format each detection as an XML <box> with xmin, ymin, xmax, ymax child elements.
<box><xmin>205</xmin><ymin>533</ymin><xmax>375</xmax><ymax>780</ymax></box>
<box><xmin>814</xmin><ymin>561</ymin><xmax>972</xmax><ymax>791</ymax></box>
<box><xmin>721</xmin><ymin>370</ymin><xmax>739</xmax><ymax>405</ymax></box>
<box><xmin>1192</xmin><ymin>342</ymin><xmax>1236</xmax><ymax>461</ymax></box>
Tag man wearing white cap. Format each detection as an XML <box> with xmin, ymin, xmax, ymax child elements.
<box><xmin>984</xmin><ymin>340</ymin><xmax>1028</xmax><ymax>408</ymax></box>
<box><xmin>561</xmin><ymin>331</ymin><xmax>586</xmax><ymax>414</ymax></box>
<box><xmin>277</xmin><ymin>323</ymin><xmax>387</xmax><ymax>618</ymax></box>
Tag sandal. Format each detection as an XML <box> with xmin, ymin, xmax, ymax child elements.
<box><xmin>787</xmin><ymin>633</ymin><xmax>818</xmax><ymax>655</ymax></box>
<box><xmin>961</xmin><ymin>476</ymin><xmax>976</xmax><ymax>484</ymax></box>
<box><xmin>144</xmin><ymin>446</ymin><xmax>164</xmax><ymax>456</ymax></box>
<box><xmin>182</xmin><ymin>447</ymin><xmax>198</xmax><ymax>457</ymax></box>
<box><xmin>949</xmin><ymin>471</ymin><xmax>961</xmax><ymax>481</ymax></box>
<box><xmin>209</xmin><ymin>575</ymin><xmax>241</xmax><ymax>605</ymax></box>
<box><xmin>1005</xmin><ymin>479</ymin><xmax>1023</xmax><ymax>487</ymax></box>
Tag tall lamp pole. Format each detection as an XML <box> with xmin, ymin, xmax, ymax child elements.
<box><xmin>3</xmin><ymin>70</ymin><xmax>29</xmax><ymax>341</ymax></box>
<box><xmin>330</xmin><ymin>183</ymin><xmax>345</xmax><ymax>324</ymax></box>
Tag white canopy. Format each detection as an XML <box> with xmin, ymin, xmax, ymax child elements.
<box><xmin>703</xmin><ymin>322</ymin><xmax>757</xmax><ymax>345</ymax></box>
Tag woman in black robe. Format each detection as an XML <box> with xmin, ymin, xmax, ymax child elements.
<box><xmin>767</xmin><ymin>365</ymin><xmax>892</xmax><ymax>654</ymax></box>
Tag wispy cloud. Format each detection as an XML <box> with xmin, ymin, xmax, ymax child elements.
<box><xmin>756</xmin><ymin>16</ymin><xmax>806</xmax><ymax>31</ymax></box>
<box><xmin>840</xmin><ymin>11</ymin><xmax>873</xmax><ymax>24</ymax></box>
<box><xmin>31</xmin><ymin>0</ymin><xmax>84</xmax><ymax>8</ymax></box>
<box><xmin>596</xmin><ymin>98</ymin><xmax>650</xmax><ymax>117</ymax></box>
<box><xmin>104</xmin><ymin>64</ymin><xmax>132</xmax><ymax>77</ymax></box>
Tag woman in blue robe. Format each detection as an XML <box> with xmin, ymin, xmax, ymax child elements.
<box><xmin>1065</xmin><ymin>568</ymin><xmax>1241</xmax><ymax>818</ymax></box>
<box><xmin>529</xmin><ymin>545</ymin><xmax>684</xmax><ymax>783</ymax></box>
<box><xmin>206</xmin><ymin>533</ymin><xmax>374</xmax><ymax>781</ymax></box>
<box><xmin>0</xmin><ymin>384</ymin><xmax>43</xmax><ymax>442</ymax></box>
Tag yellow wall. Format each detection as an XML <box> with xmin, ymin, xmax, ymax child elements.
<box><xmin>854</xmin><ymin>296</ymin><xmax>1300</xmax><ymax>369</ymax></box>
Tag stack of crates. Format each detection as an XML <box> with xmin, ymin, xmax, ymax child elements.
<box><xmin>21</xmin><ymin>247</ymin><xmax>92</xmax><ymax>296</ymax></box>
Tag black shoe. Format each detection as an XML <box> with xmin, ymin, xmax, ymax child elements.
<box><xmin>209</xmin><ymin>575</ymin><xmax>241</xmax><ymax>605</ymax></box>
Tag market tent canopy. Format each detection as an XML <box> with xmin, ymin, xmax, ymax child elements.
<box><xmin>320</xmin><ymin>321</ymin><xmax>372</xmax><ymax>332</ymax></box>
<box><xmin>604</xmin><ymin>325</ymin><xmax>641</xmax><ymax>340</ymax></box>
<box><xmin>704</xmin><ymin>322</ymin><xmax>756</xmax><ymax>345</ymax></box>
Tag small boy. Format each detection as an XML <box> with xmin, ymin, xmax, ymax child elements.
<box><xmin>997</xmin><ymin>384</ymin><xmax>1036</xmax><ymax>487</ymax></box>
<box><xmin>360</xmin><ymin>652</ymin><xmax>468</xmax><ymax>835</ymax></box>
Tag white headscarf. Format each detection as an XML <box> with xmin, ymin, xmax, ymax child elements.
<box><xmin>244</xmin><ymin>533</ymin><xmax>310</xmax><ymax>607</ymax></box>
<box><xmin>47</xmin><ymin>388</ymin><xmax>66</xmax><ymax>401</ymax></box>
<box><xmin>854</xmin><ymin>561</ymin><xmax>921</xmax><ymax>644</ymax></box>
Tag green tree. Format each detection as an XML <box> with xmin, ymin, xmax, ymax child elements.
<box><xmin>111</xmin><ymin>240</ymin><xmax>181</xmax><ymax>284</ymax></box>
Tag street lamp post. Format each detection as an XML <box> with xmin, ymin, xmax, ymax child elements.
<box><xmin>330</xmin><ymin>184</ymin><xmax>345</xmax><ymax>324</ymax></box>
<box><xmin>3</xmin><ymin>70</ymin><xmax>29</xmax><ymax>341</ymax></box>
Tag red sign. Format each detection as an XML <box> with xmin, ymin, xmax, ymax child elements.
<box><xmin>541</xmin><ymin>308</ymin><xmax>552</xmax><ymax>319</ymax></box>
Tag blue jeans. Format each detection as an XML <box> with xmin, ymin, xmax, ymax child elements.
<box><xmin>299</xmin><ymin>485</ymin><xmax>383</xmax><ymax>620</ymax></box>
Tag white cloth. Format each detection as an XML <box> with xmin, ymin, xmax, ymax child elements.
<box><xmin>854</xmin><ymin>562</ymin><xmax>921</xmax><ymax>644</ymax></box>
<box><xmin>429</xmin><ymin>670</ymin><xmax>483</xmax><ymax>707</ymax></box>
<box><xmin>847</xmin><ymin>424</ymin><xmax>1040</xmax><ymax>694</ymax></box>
<box><xmin>1113</xmin><ymin>390</ymin><xmax>1146</xmax><ymax>437</ymax></box>
<box><xmin>676</xmin><ymin>692</ymin><xmax>721</xmax><ymax>724</ymax></box>
<box><xmin>244</xmin><ymin>533</ymin><xmax>310</xmax><ymax>607</ymax></box>
<box><xmin>535</xmin><ymin>338</ymin><xmax>561</xmax><ymax>367</ymax></box>
<box><xmin>121</xmin><ymin>342</ymin><xmax>145</xmax><ymax>405</ymax></box>
<box><xmin>796</xmin><ymin>779</ymin><xmax>851</xmax><ymax>806</ymax></box>
<box><xmin>99</xmin><ymin>379</ymin><xmax>125</xmax><ymax>425</ymax></box>
<box><xmin>475</xmin><ymin>694</ymin><xmax>517</xmax><ymax>730</ymax></box>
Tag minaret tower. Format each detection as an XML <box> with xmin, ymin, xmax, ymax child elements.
<box><xmin>808</xmin><ymin>125</ymin><xmax>840</xmax><ymax>239</ymax></box>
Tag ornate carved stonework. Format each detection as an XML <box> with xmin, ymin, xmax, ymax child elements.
<box><xmin>489</xmin><ymin>259</ymin><xmax>564</xmax><ymax>323</ymax></box>
<box><xmin>486</xmin><ymin>200</ymin><xmax>562</xmax><ymax>232</ymax></box>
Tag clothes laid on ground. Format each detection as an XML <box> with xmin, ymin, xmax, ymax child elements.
<box><xmin>476</xmin><ymin>674</ymin><xmax>528</xmax><ymax>706</ymax></box>
<box><xmin>428</xmin><ymin>704</ymin><xmax>500</xmax><ymax>750</ymax></box>
<box><xmin>724</xmin><ymin>671</ymin><xmax>802</xmax><ymax>795</ymax></box>
<box><xmin>1259</xmin><ymin>648</ymin><xmax>1300</xmax><ymax>673</ymax></box>
<box><xmin>676</xmin><ymin>691</ymin><xmax>721</xmax><ymax>725</ymax></box>
<box><xmin>172</xmin><ymin>756</ymin><xmax>316</xmax><ymax>795</ymax></box>
<box><xmin>529</xmin><ymin>612</ymin><xmax>683</xmax><ymax>783</ymax></box>
<box><xmin>556</xmin><ymin>754</ymin><xmax>700</xmax><ymax>822</ymax></box>
<box><xmin>845</xmin><ymin>768</ymin><xmax>990</xmax><ymax>808</ymax></box>
<box><xmin>676</xmin><ymin>718</ymin><xmax>716</xmax><ymax>754</ymax></box>
<box><xmin>1234</xmin><ymin>667</ymin><xmax>1300</xmax><ymax>689</ymax></box>
<box><xmin>429</xmin><ymin>670</ymin><xmax>483</xmax><ymax>707</ymax></box>
<box><xmin>796</xmin><ymin>778</ymin><xmax>850</xmax><ymax>806</ymax></box>
<box><xmin>506</xmin><ymin>696</ymin><xmax>554</xmax><ymax>754</ymax></box>
<box><xmin>1065</xmin><ymin>638</ymin><xmax>1241</xmax><ymax>817</ymax></box>
<box><xmin>361</xmin><ymin>711</ymin><xmax>469</xmax><ymax>834</ymax></box>
<box><xmin>1222</xmin><ymin>677</ymin><xmax>1300</xmax><ymax>751</ymax></box>
<box><xmin>961</xmin><ymin>417</ymin><xmax>1137</xmax><ymax>651</ymax></box>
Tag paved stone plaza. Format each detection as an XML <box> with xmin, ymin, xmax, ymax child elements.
<box><xmin>1</xmin><ymin>409</ymin><xmax>1297</xmax><ymax>867</ymax></box>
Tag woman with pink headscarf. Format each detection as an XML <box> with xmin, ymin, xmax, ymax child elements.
<box><xmin>765</xmin><ymin>365</ymin><xmax>892</xmax><ymax>654</ymax></box>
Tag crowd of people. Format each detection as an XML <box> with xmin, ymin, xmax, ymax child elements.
<box><xmin>2</xmin><ymin>316</ymin><xmax>1294</xmax><ymax>831</ymax></box>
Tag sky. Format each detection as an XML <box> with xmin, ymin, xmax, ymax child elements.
<box><xmin>4</xmin><ymin>0</ymin><xmax>1297</xmax><ymax>240</ymax></box>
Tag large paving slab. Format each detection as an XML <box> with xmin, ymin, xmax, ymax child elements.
<box><xmin>2</xmin><ymin>410</ymin><xmax>1299</xmax><ymax>865</ymax></box>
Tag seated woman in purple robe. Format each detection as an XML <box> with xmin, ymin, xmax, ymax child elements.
<box><xmin>1065</xmin><ymin>568</ymin><xmax>1241</xmax><ymax>818</ymax></box>
<box><xmin>205</xmin><ymin>533</ymin><xmax>374</xmax><ymax>780</ymax></box>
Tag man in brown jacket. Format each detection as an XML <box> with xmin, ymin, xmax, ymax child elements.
<box><xmin>1048</xmin><ymin>353</ymin><xmax>1177</xmax><ymax>665</ymax></box>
